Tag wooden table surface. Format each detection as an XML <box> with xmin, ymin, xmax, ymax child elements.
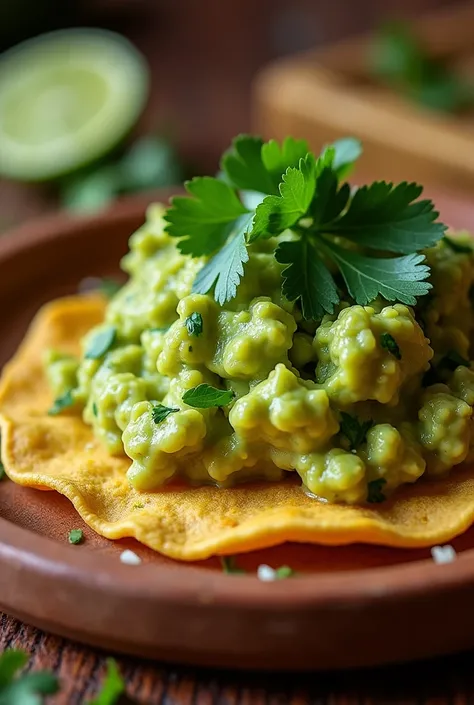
<box><xmin>2</xmin><ymin>611</ymin><xmax>474</xmax><ymax>704</ymax></box>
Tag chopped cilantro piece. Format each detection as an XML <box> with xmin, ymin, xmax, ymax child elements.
<box><xmin>88</xmin><ymin>659</ymin><xmax>125</xmax><ymax>705</ymax></box>
<box><xmin>151</xmin><ymin>404</ymin><xmax>179</xmax><ymax>424</ymax></box>
<box><xmin>423</xmin><ymin>350</ymin><xmax>471</xmax><ymax>386</ymax></box>
<box><xmin>98</xmin><ymin>277</ymin><xmax>122</xmax><ymax>299</ymax></box>
<box><xmin>442</xmin><ymin>350</ymin><xmax>470</xmax><ymax>371</ymax></box>
<box><xmin>367</xmin><ymin>478</ymin><xmax>387</xmax><ymax>504</ymax></box>
<box><xmin>340</xmin><ymin>412</ymin><xmax>373</xmax><ymax>450</ymax></box>
<box><xmin>275</xmin><ymin>565</ymin><xmax>295</xmax><ymax>579</ymax></box>
<box><xmin>380</xmin><ymin>332</ymin><xmax>401</xmax><ymax>359</ymax></box>
<box><xmin>185</xmin><ymin>311</ymin><xmax>203</xmax><ymax>337</ymax></box>
<box><xmin>220</xmin><ymin>556</ymin><xmax>245</xmax><ymax>574</ymax></box>
<box><xmin>68</xmin><ymin>529</ymin><xmax>84</xmax><ymax>545</ymax></box>
<box><xmin>92</xmin><ymin>402</ymin><xmax>98</xmax><ymax>417</ymax></box>
<box><xmin>85</xmin><ymin>326</ymin><xmax>116</xmax><ymax>360</ymax></box>
<box><xmin>182</xmin><ymin>384</ymin><xmax>234</xmax><ymax>409</ymax></box>
<box><xmin>0</xmin><ymin>649</ymin><xmax>59</xmax><ymax>704</ymax></box>
<box><xmin>48</xmin><ymin>389</ymin><xmax>74</xmax><ymax>416</ymax></box>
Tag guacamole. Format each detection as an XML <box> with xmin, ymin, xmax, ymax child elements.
<box><xmin>45</xmin><ymin>203</ymin><xmax>474</xmax><ymax>504</ymax></box>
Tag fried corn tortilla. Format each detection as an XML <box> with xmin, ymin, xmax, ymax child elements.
<box><xmin>1</xmin><ymin>296</ymin><xmax>474</xmax><ymax>560</ymax></box>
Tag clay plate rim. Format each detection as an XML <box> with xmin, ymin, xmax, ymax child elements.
<box><xmin>1</xmin><ymin>187</ymin><xmax>474</xmax><ymax>670</ymax></box>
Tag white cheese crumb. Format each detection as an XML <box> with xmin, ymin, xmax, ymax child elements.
<box><xmin>431</xmin><ymin>545</ymin><xmax>457</xmax><ymax>565</ymax></box>
<box><xmin>120</xmin><ymin>549</ymin><xmax>142</xmax><ymax>566</ymax></box>
<box><xmin>257</xmin><ymin>564</ymin><xmax>277</xmax><ymax>582</ymax></box>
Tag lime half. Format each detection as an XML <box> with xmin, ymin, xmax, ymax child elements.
<box><xmin>0</xmin><ymin>28</ymin><xmax>149</xmax><ymax>181</ymax></box>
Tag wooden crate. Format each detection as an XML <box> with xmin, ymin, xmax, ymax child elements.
<box><xmin>253</xmin><ymin>2</ymin><xmax>474</xmax><ymax>194</ymax></box>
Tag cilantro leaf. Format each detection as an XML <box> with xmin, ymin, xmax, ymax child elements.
<box><xmin>185</xmin><ymin>312</ymin><xmax>203</xmax><ymax>337</ymax></box>
<box><xmin>0</xmin><ymin>650</ymin><xmax>28</xmax><ymax>688</ymax></box>
<box><xmin>367</xmin><ymin>478</ymin><xmax>387</xmax><ymax>504</ymax></box>
<box><xmin>88</xmin><ymin>659</ymin><xmax>125</xmax><ymax>705</ymax></box>
<box><xmin>151</xmin><ymin>404</ymin><xmax>179</xmax><ymax>424</ymax></box>
<box><xmin>0</xmin><ymin>650</ymin><xmax>59</xmax><ymax>705</ymax></box>
<box><xmin>182</xmin><ymin>384</ymin><xmax>234</xmax><ymax>409</ymax></box>
<box><xmin>309</xmin><ymin>167</ymin><xmax>350</xmax><ymax>226</ymax></box>
<box><xmin>220</xmin><ymin>556</ymin><xmax>245</xmax><ymax>574</ymax></box>
<box><xmin>164</xmin><ymin>177</ymin><xmax>249</xmax><ymax>256</ymax></box>
<box><xmin>275</xmin><ymin>239</ymin><xmax>338</xmax><ymax>318</ymax></box>
<box><xmin>98</xmin><ymin>278</ymin><xmax>122</xmax><ymax>299</ymax></box>
<box><xmin>325</xmin><ymin>182</ymin><xmax>446</xmax><ymax>253</ymax></box>
<box><xmin>250</xmin><ymin>154</ymin><xmax>316</xmax><ymax>240</ymax></box>
<box><xmin>340</xmin><ymin>412</ymin><xmax>373</xmax><ymax>450</ymax></box>
<box><xmin>68</xmin><ymin>529</ymin><xmax>84</xmax><ymax>545</ymax></box>
<box><xmin>222</xmin><ymin>135</ymin><xmax>277</xmax><ymax>195</ymax></box>
<box><xmin>320</xmin><ymin>240</ymin><xmax>431</xmax><ymax>305</ymax></box>
<box><xmin>261</xmin><ymin>136</ymin><xmax>310</xmax><ymax>190</ymax></box>
<box><xmin>48</xmin><ymin>389</ymin><xmax>75</xmax><ymax>416</ymax></box>
<box><xmin>443</xmin><ymin>235</ymin><xmax>473</xmax><ymax>254</ymax></box>
<box><xmin>329</xmin><ymin>137</ymin><xmax>362</xmax><ymax>178</ymax></box>
<box><xmin>193</xmin><ymin>218</ymin><xmax>250</xmax><ymax>305</ymax></box>
<box><xmin>380</xmin><ymin>332</ymin><xmax>401</xmax><ymax>359</ymax></box>
<box><xmin>85</xmin><ymin>326</ymin><xmax>116</xmax><ymax>360</ymax></box>
<box><xmin>370</xmin><ymin>21</ymin><xmax>474</xmax><ymax>114</ymax></box>
<box><xmin>274</xmin><ymin>565</ymin><xmax>295</xmax><ymax>579</ymax></box>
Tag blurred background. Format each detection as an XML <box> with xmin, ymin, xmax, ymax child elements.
<box><xmin>0</xmin><ymin>0</ymin><xmax>466</xmax><ymax>231</ymax></box>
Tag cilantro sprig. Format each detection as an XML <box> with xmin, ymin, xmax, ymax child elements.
<box><xmin>0</xmin><ymin>649</ymin><xmax>59</xmax><ymax>705</ymax></box>
<box><xmin>164</xmin><ymin>134</ymin><xmax>446</xmax><ymax>318</ymax></box>
<box><xmin>0</xmin><ymin>651</ymin><xmax>127</xmax><ymax>705</ymax></box>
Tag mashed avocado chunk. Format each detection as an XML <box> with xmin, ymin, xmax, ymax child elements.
<box><xmin>45</xmin><ymin>135</ymin><xmax>474</xmax><ymax>505</ymax></box>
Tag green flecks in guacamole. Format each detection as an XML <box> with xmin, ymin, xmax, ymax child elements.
<box><xmin>151</xmin><ymin>403</ymin><xmax>179</xmax><ymax>424</ymax></box>
<box><xmin>48</xmin><ymin>389</ymin><xmax>75</xmax><ymax>416</ymax></box>
<box><xmin>45</xmin><ymin>136</ymin><xmax>474</xmax><ymax>505</ymax></box>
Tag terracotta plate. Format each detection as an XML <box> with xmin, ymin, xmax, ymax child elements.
<box><xmin>2</xmin><ymin>188</ymin><xmax>474</xmax><ymax>671</ymax></box>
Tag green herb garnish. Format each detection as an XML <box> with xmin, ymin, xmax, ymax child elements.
<box><xmin>88</xmin><ymin>659</ymin><xmax>125</xmax><ymax>705</ymax></box>
<box><xmin>92</xmin><ymin>402</ymin><xmax>98</xmax><ymax>417</ymax></box>
<box><xmin>340</xmin><ymin>412</ymin><xmax>373</xmax><ymax>450</ymax></box>
<box><xmin>0</xmin><ymin>649</ymin><xmax>59</xmax><ymax>704</ymax></box>
<box><xmin>48</xmin><ymin>389</ymin><xmax>74</xmax><ymax>416</ymax></box>
<box><xmin>185</xmin><ymin>312</ymin><xmax>203</xmax><ymax>337</ymax></box>
<box><xmin>443</xmin><ymin>236</ymin><xmax>473</xmax><ymax>254</ymax></box>
<box><xmin>441</xmin><ymin>350</ymin><xmax>470</xmax><ymax>372</ymax></box>
<box><xmin>380</xmin><ymin>332</ymin><xmax>401</xmax><ymax>359</ymax></box>
<box><xmin>220</xmin><ymin>556</ymin><xmax>245</xmax><ymax>574</ymax></box>
<box><xmin>367</xmin><ymin>478</ymin><xmax>387</xmax><ymax>504</ymax></box>
<box><xmin>274</xmin><ymin>565</ymin><xmax>295</xmax><ymax>579</ymax></box>
<box><xmin>98</xmin><ymin>278</ymin><xmax>122</xmax><ymax>299</ymax></box>
<box><xmin>0</xmin><ymin>650</ymin><xmax>125</xmax><ymax>705</ymax></box>
<box><xmin>85</xmin><ymin>326</ymin><xmax>116</xmax><ymax>360</ymax></box>
<box><xmin>151</xmin><ymin>404</ymin><xmax>179</xmax><ymax>424</ymax></box>
<box><xmin>68</xmin><ymin>529</ymin><xmax>84</xmax><ymax>545</ymax></box>
<box><xmin>182</xmin><ymin>384</ymin><xmax>234</xmax><ymax>409</ymax></box>
<box><xmin>370</xmin><ymin>21</ymin><xmax>474</xmax><ymax>114</ymax></box>
<box><xmin>423</xmin><ymin>349</ymin><xmax>471</xmax><ymax>386</ymax></box>
<box><xmin>164</xmin><ymin>134</ymin><xmax>445</xmax><ymax>318</ymax></box>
